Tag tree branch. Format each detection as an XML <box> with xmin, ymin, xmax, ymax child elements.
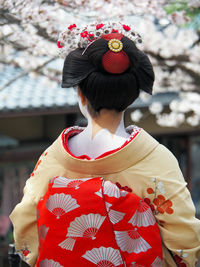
<box><xmin>0</xmin><ymin>9</ymin><xmax>21</xmax><ymax>24</ymax></box>
<box><xmin>178</xmin><ymin>64</ymin><xmax>200</xmax><ymax>88</ymax></box>
<box><xmin>0</xmin><ymin>39</ymin><xmax>28</xmax><ymax>50</ymax></box>
<box><xmin>145</xmin><ymin>49</ymin><xmax>199</xmax><ymax>85</ymax></box>
<box><xmin>0</xmin><ymin>8</ymin><xmax>56</xmax><ymax>43</ymax></box>
<box><xmin>34</xmin><ymin>25</ymin><xmax>57</xmax><ymax>42</ymax></box>
<box><xmin>145</xmin><ymin>50</ymin><xmax>190</xmax><ymax>63</ymax></box>
<box><xmin>38</xmin><ymin>70</ymin><xmax>62</xmax><ymax>83</ymax></box>
<box><xmin>0</xmin><ymin>57</ymin><xmax>57</xmax><ymax>91</ymax></box>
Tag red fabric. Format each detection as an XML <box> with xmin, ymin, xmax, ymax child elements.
<box><xmin>102</xmin><ymin>50</ymin><xmax>130</xmax><ymax>74</ymax></box>
<box><xmin>101</xmin><ymin>33</ymin><xmax>123</xmax><ymax>41</ymax></box>
<box><xmin>36</xmin><ymin>177</ymin><xmax>163</xmax><ymax>266</ymax></box>
<box><xmin>101</xmin><ymin>33</ymin><xmax>130</xmax><ymax>74</ymax></box>
<box><xmin>62</xmin><ymin>127</ymin><xmax>141</xmax><ymax>160</ymax></box>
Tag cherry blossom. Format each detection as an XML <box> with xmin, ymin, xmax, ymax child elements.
<box><xmin>149</xmin><ymin>102</ymin><xmax>163</xmax><ymax>115</ymax></box>
<box><xmin>156</xmin><ymin>112</ymin><xmax>185</xmax><ymax>127</ymax></box>
<box><xmin>0</xmin><ymin>0</ymin><xmax>200</xmax><ymax>127</ymax></box>
<box><xmin>130</xmin><ymin>110</ymin><xmax>143</xmax><ymax>122</ymax></box>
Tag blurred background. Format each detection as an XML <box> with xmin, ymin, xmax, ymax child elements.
<box><xmin>0</xmin><ymin>0</ymin><xmax>200</xmax><ymax>266</ymax></box>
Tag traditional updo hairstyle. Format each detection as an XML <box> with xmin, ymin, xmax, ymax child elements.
<box><xmin>62</xmin><ymin>32</ymin><xmax>154</xmax><ymax>116</ymax></box>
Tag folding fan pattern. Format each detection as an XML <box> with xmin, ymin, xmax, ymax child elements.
<box><xmin>36</xmin><ymin>176</ymin><xmax>163</xmax><ymax>266</ymax></box>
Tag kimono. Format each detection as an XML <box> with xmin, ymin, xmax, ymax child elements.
<box><xmin>10</xmin><ymin>126</ymin><xmax>200</xmax><ymax>267</ymax></box>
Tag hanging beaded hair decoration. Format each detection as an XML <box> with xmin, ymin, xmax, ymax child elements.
<box><xmin>57</xmin><ymin>22</ymin><xmax>142</xmax><ymax>59</ymax></box>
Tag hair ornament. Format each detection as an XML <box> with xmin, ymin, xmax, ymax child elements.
<box><xmin>108</xmin><ymin>39</ymin><xmax>123</xmax><ymax>52</ymax></box>
<box><xmin>57</xmin><ymin>22</ymin><xmax>142</xmax><ymax>58</ymax></box>
<box><xmin>101</xmin><ymin>33</ymin><xmax>130</xmax><ymax>74</ymax></box>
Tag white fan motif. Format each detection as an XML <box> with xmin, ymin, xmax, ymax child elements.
<box><xmin>67</xmin><ymin>213</ymin><xmax>106</xmax><ymax>239</ymax></box>
<box><xmin>114</xmin><ymin>229</ymin><xmax>151</xmax><ymax>254</ymax></box>
<box><xmin>105</xmin><ymin>202</ymin><xmax>112</xmax><ymax>212</ymax></box>
<box><xmin>38</xmin><ymin>225</ymin><xmax>49</xmax><ymax>241</ymax></box>
<box><xmin>129</xmin><ymin>200</ymin><xmax>156</xmax><ymax>227</ymax></box>
<box><xmin>40</xmin><ymin>259</ymin><xmax>63</xmax><ymax>267</ymax></box>
<box><xmin>120</xmin><ymin>190</ymin><xmax>128</xmax><ymax>197</ymax></box>
<box><xmin>151</xmin><ymin>256</ymin><xmax>162</xmax><ymax>267</ymax></box>
<box><xmin>103</xmin><ymin>181</ymin><xmax>127</xmax><ymax>198</ymax></box>
<box><xmin>58</xmin><ymin>237</ymin><xmax>76</xmax><ymax>251</ymax></box>
<box><xmin>95</xmin><ymin>188</ymin><xmax>103</xmax><ymax>198</ymax></box>
<box><xmin>108</xmin><ymin>209</ymin><xmax>125</xmax><ymax>224</ymax></box>
<box><xmin>49</xmin><ymin>176</ymin><xmax>57</xmax><ymax>184</ymax></box>
<box><xmin>82</xmin><ymin>246</ymin><xmax>123</xmax><ymax>266</ymax></box>
<box><xmin>52</xmin><ymin>177</ymin><xmax>90</xmax><ymax>189</ymax></box>
<box><xmin>52</xmin><ymin>176</ymin><xmax>69</xmax><ymax>188</ymax></box>
<box><xmin>46</xmin><ymin>193</ymin><xmax>80</xmax><ymax>219</ymax></box>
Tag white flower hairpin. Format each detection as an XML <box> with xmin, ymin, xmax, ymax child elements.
<box><xmin>57</xmin><ymin>22</ymin><xmax>143</xmax><ymax>58</ymax></box>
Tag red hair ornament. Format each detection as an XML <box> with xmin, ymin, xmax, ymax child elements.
<box><xmin>102</xmin><ymin>33</ymin><xmax>130</xmax><ymax>74</ymax></box>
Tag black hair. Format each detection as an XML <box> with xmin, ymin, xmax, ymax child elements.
<box><xmin>62</xmin><ymin>35</ymin><xmax>154</xmax><ymax>113</ymax></box>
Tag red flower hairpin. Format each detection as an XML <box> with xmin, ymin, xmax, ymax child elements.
<box><xmin>57</xmin><ymin>22</ymin><xmax>142</xmax><ymax>58</ymax></box>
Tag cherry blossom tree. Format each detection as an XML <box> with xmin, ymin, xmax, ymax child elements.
<box><xmin>0</xmin><ymin>0</ymin><xmax>200</xmax><ymax>127</ymax></box>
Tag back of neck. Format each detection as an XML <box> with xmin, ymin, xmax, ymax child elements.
<box><xmin>68</xmin><ymin>111</ymin><xmax>130</xmax><ymax>158</ymax></box>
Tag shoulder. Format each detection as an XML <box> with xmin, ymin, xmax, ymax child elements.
<box><xmin>153</xmin><ymin>142</ymin><xmax>179</xmax><ymax>169</ymax></box>
<box><xmin>139</xmin><ymin>128</ymin><xmax>179</xmax><ymax>167</ymax></box>
<box><xmin>144</xmin><ymin>141</ymin><xmax>185</xmax><ymax>184</ymax></box>
<box><xmin>135</xmin><ymin>130</ymin><xmax>183</xmax><ymax>179</ymax></box>
<box><xmin>154</xmin><ymin>141</ymin><xmax>178</xmax><ymax>160</ymax></box>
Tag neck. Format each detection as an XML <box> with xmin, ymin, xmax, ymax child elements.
<box><xmin>68</xmin><ymin>108</ymin><xmax>130</xmax><ymax>158</ymax></box>
<box><xmin>87</xmin><ymin>109</ymin><xmax>125</xmax><ymax>139</ymax></box>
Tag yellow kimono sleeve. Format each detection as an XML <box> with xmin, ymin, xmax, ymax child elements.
<box><xmin>144</xmin><ymin>144</ymin><xmax>200</xmax><ymax>267</ymax></box>
<box><xmin>9</xmin><ymin>149</ymin><xmax>49</xmax><ymax>267</ymax></box>
<box><xmin>9</xmin><ymin>145</ymin><xmax>66</xmax><ymax>267</ymax></box>
<box><xmin>9</xmin><ymin>182</ymin><xmax>38</xmax><ymax>267</ymax></box>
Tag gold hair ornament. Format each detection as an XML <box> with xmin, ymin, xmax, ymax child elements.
<box><xmin>108</xmin><ymin>39</ymin><xmax>123</xmax><ymax>52</ymax></box>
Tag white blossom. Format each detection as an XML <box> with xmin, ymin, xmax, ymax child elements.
<box><xmin>157</xmin><ymin>181</ymin><xmax>165</xmax><ymax>194</ymax></box>
<box><xmin>156</xmin><ymin>112</ymin><xmax>185</xmax><ymax>127</ymax></box>
<box><xmin>149</xmin><ymin>102</ymin><xmax>163</xmax><ymax>114</ymax></box>
<box><xmin>186</xmin><ymin>115</ymin><xmax>200</xmax><ymax>127</ymax></box>
<box><xmin>139</xmin><ymin>92</ymin><xmax>152</xmax><ymax>102</ymax></box>
<box><xmin>170</xmin><ymin>100</ymin><xmax>191</xmax><ymax>113</ymax></box>
<box><xmin>188</xmin><ymin>0</ymin><xmax>200</xmax><ymax>8</ymax></box>
<box><xmin>171</xmin><ymin>11</ymin><xmax>190</xmax><ymax>26</ymax></box>
<box><xmin>183</xmin><ymin>92</ymin><xmax>200</xmax><ymax>103</ymax></box>
<box><xmin>130</xmin><ymin>110</ymin><xmax>143</xmax><ymax>122</ymax></box>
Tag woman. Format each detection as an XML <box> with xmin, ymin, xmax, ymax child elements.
<box><xmin>10</xmin><ymin>22</ymin><xmax>200</xmax><ymax>267</ymax></box>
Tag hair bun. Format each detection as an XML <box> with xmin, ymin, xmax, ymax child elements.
<box><xmin>102</xmin><ymin>50</ymin><xmax>130</xmax><ymax>74</ymax></box>
<box><xmin>100</xmin><ymin>33</ymin><xmax>130</xmax><ymax>74</ymax></box>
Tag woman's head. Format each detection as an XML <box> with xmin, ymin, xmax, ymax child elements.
<box><xmin>59</xmin><ymin>23</ymin><xmax>154</xmax><ymax>116</ymax></box>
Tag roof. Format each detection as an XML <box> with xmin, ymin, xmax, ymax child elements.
<box><xmin>0</xmin><ymin>63</ymin><xmax>179</xmax><ymax>117</ymax></box>
<box><xmin>131</xmin><ymin>91</ymin><xmax>179</xmax><ymax>108</ymax></box>
<box><xmin>0</xmin><ymin>62</ymin><xmax>78</xmax><ymax>117</ymax></box>
<box><xmin>0</xmin><ymin>134</ymin><xmax>19</xmax><ymax>148</ymax></box>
